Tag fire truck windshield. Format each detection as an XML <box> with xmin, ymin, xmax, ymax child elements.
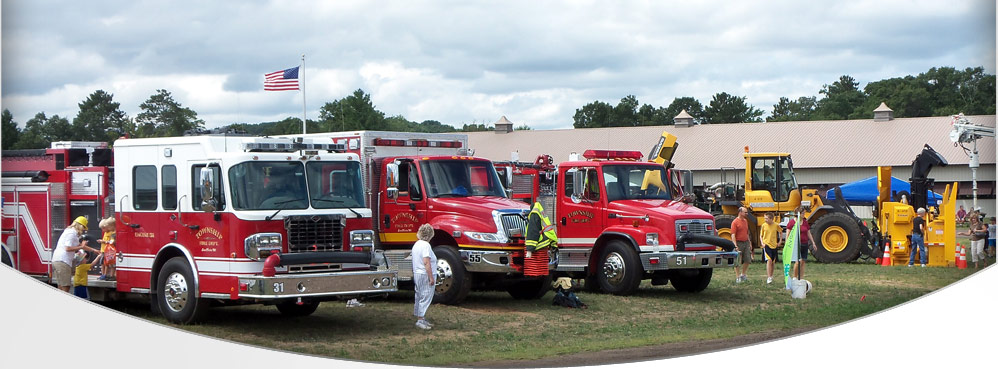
<box><xmin>419</xmin><ymin>160</ymin><xmax>506</xmax><ymax>198</ymax></box>
<box><xmin>228</xmin><ymin>161</ymin><xmax>365</xmax><ymax>210</ymax></box>
<box><xmin>602</xmin><ymin>164</ymin><xmax>674</xmax><ymax>202</ymax></box>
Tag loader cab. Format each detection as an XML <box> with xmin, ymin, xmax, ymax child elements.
<box><xmin>744</xmin><ymin>153</ymin><xmax>799</xmax><ymax>208</ymax></box>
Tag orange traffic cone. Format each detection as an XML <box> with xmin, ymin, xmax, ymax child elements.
<box><xmin>954</xmin><ymin>244</ymin><xmax>961</xmax><ymax>268</ymax></box>
<box><xmin>880</xmin><ymin>243</ymin><xmax>892</xmax><ymax>266</ymax></box>
<box><xmin>958</xmin><ymin>245</ymin><xmax>967</xmax><ymax>269</ymax></box>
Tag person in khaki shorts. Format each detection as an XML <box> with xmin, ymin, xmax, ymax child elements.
<box><xmin>730</xmin><ymin>207</ymin><xmax>752</xmax><ymax>283</ymax></box>
<box><xmin>51</xmin><ymin>217</ymin><xmax>99</xmax><ymax>292</ymax></box>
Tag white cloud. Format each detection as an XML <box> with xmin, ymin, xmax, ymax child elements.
<box><xmin>1</xmin><ymin>1</ymin><xmax>994</xmax><ymax>130</ymax></box>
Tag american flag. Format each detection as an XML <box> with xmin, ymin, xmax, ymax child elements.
<box><xmin>264</xmin><ymin>66</ymin><xmax>300</xmax><ymax>91</ymax></box>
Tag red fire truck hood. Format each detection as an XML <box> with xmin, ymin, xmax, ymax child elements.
<box><xmin>428</xmin><ymin>196</ymin><xmax>529</xmax><ymax>221</ymax></box>
<box><xmin>608</xmin><ymin>199</ymin><xmax>713</xmax><ymax>220</ymax></box>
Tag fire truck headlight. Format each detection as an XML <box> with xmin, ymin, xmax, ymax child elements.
<box><xmin>350</xmin><ymin>230</ymin><xmax>375</xmax><ymax>244</ymax></box>
<box><xmin>467</xmin><ymin>232</ymin><xmax>503</xmax><ymax>243</ymax></box>
<box><xmin>350</xmin><ymin>230</ymin><xmax>375</xmax><ymax>252</ymax></box>
<box><xmin>646</xmin><ymin>233</ymin><xmax>659</xmax><ymax>246</ymax></box>
<box><xmin>245</xmin><ymin>233</ymin><xmax>282</xmax><ymax>261</ymax></box>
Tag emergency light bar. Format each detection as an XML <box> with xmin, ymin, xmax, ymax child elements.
<box><xmin>244</xmin><ymin>142</ymin><xmax>346</xmax><ymax>153</ymax></box>
<box><xmin>373</xmin><ymin>138</ymin><xmax>463</xmax><ymax>148</ymax></box>
<box><xmin>582</xmin><ymin>150</ymin><xmax>643</xmax><ymax>161</ymax></box>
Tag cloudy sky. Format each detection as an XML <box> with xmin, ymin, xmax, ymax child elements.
<box><xmin>2</xmin><ymin>1</ymin><xmax>995</xmax><ymax>131</ymax></box>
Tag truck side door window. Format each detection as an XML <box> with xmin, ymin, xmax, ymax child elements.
<box><xmin>397</xmin><ymin>162</ymin><xmax>422</xmax><ymax>201</ymax></box>
<box><xmin>566</xmin><ymin>168</ymin><xmax>600</xmax><ymax>202</ymax></box>
<box><xmin>133</xmin><ymin>165</ymin><xmax>158</xmax><ymax>210</ymax></box>
<box><xmin>162</xmin><ymin>165</ymin><xmax>177</xmax><ymax>210</ymax></box>
<box><xmin>192</xmin><ymin>164</ymin><xmax>225</xmax><ymax>211</ymax></box>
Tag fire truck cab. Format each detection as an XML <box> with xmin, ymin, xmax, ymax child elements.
<box><xmin>500</xmin><ymin>148</ymin><xmax>739</xmax><ymax>295</ymax></box>
<box><xmin>289</xmin><ymin>131</ymin><xmax>543</xmax><ymax>305</ymax></box>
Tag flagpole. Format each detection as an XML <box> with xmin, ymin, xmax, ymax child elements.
<box><xmin>301</xmin><ymin>54</ymin><xmax>307</xmax><ymax>134</ymax></box>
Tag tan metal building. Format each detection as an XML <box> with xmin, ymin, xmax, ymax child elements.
<box><xmin>467</xmin><ymin>110</ymin><xmax>997</xmax><ymax>216</ymax></box>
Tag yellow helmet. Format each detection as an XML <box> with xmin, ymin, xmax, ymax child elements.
<box><xmin>73</xmin><ymin>216</ymin><xmax>89</xmax><ymax>230</ymax></box>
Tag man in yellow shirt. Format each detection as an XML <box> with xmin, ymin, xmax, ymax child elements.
<box><xmin>759</xmin><ymin>212</ymin><xmax>783</xmax><ymax>284</ymax></box>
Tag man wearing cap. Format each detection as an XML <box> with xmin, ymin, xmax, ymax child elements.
<box><xmin>908</xmin><ymin>208</ymin><xmax>927</xmax><ymax>267</ymax></box>
<box><xmin>52</xmin><ymin>216</ymin><xmax>99</xmax><ymax>292</ymax></box>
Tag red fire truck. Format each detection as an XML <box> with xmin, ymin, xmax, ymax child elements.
<box><xmin>495</xmin><ymin>142</ymin><xmax>738</xmax><ymax>295</ymax></box>
<box><xmin>290</xmin><ymin>131</ymin><xmax>544</xmax><ymax>304</ymax></box>
<box><xmin>2</xmin><ymin>137</ymin><xmax>398</xmax><ymax>323</ymax></box>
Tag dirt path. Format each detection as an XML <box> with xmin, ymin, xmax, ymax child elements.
<box><xmin>465</xmin><ymin>327</ymin><xmax>816</xmax><ymax>368</ymax></box>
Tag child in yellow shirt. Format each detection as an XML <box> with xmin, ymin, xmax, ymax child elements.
<box><xmin>97</xmin><ymin>217</ymin><xmax>117</xmax><ymax>281</ymax></box>
<box><xmin>72</xmin><ymin>249</ymin><xmax>93</xmax><ymax>299</ymax></box>
<box><xmin>759</xmin><ymin>212</ymin><xmax>783</xmax><ymax>285</ymax></box>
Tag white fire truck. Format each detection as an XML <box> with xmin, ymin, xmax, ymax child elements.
<box><xmin>287</xmin><ymin>131</ymin><xmax>544</xmax><ymax>305</ymax></box>
<box><xmin>2</xmin><ymin>136</ymin><xmax>398</xmax><ymax>324</ymax></box>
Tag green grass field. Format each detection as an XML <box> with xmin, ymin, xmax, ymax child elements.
<box><xmin>109</xmin><ymin>250</ymin><xmax>989</xmax><ymax>366</ymax></box>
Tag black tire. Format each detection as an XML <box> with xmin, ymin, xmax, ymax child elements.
<box><xmin>157</xmin><ymin>257</ymin><xmax>208</xmax><ymax>324</ymax></box>
<box><xmin>893</xmin><ymin>190</ymin><xmax>910</xmax><ymax>203</ymax></box>
<box><xmin>433</xmin><ymin>246</ymin><xmax>472</xmax><ymax>305</ymax></box>
<box><xmin>714</xmin><ymin>215</ymin><xmax>736</xmax><ymax>247</ymax></box>
<box><xmin>583</xmin><ymin>274</ymin><xmax>601</xmax><ymax>292</ymax></box>
<box><xmin>276</xmin><ymin>301</ymin><xmax>320</xmax><ymax>317</ymax></box>
<box><xmin>596</xmin><ymin>240</ymin><xmax>641</xmax><ymax>295</ymax></box>
<box><xmin>507</xmin><ymin>275</ymin><xmax>551</xmax><ymax>299</ymax></box>
<box><xmin>811</xmin><ymin>212</ymin><xmax>863</xmax><ymax>263</ymax></box>
<box><xmin>1</xmin><ymin>246</ymin><xmax>11</xmax><ymax>267</ymax></box>
<box><xmin>670</xmin><ymin>269</ymin><xmax>713</xmax><ymax>293</ymax></box>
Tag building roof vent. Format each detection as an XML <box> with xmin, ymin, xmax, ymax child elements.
<box><xmin>674</xmin><ymin>109</ymin><xmax>695</xmax><ymax>127</ymax></box>
<box><xmin>874</xmin><ymin>102</ymin><xmax>894</xmax><ymax>122</ymax></box>
<box><xmin>494</xmin><ymin>115</ymin><xmax>514</xmax><ymax>134</ymax></box>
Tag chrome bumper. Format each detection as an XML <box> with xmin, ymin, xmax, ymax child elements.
<box><xmin>460</xmin><ymin>249</ymin><xmax>518</xmax><ymax>273</ymax></box>
<box><xmin>237</xmin><ymin>269</ymin><xmax>397</xmax><ymax>299</ymax></box>
<box><xmin>385</xmin><ymin>249</ymin><xmax>519</xmax><ymax>281</ymax></box>
<box><xmin>640</xmin><ymin>251</ymin><xmax>740</xmax><ymax>271</ymax></box>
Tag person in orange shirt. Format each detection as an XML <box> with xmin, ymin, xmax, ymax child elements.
<box><xmin>730</xmin><ymin>207</ymin><xmax>752</xmax><ymax>283</ymax></box>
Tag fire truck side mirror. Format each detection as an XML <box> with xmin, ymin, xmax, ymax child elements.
<box><xmin>385</xmin><ymin>163</ymin><xmax>400</xmax><ymax>200</ymax></box>
<box><xmin>199</xmin><ymin>168</ymin><xmax>216</xmax><ymax>212</ymax></box>
<box><xmin>571</xmin><ymin>170</ymin><xmax>584</xmax><ymax>201</ymax></box>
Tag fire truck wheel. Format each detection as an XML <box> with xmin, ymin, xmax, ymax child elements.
<box><xmin>157</xmin><ymin>257</ymin><xmax>207</xmax><ymax>324</ymax></box>
<box><xmin>276</xmin><ymin>301</ymin><xmax>320</xmax><ymax>317</ymax></box>
<box><xmin>583</xmin><ymin>274</ymin><xmax>601</xmax><ymax>292</ymax></box>
<box><xmin>1</xmin><ymin>246</ymin><xmax>11</xmax><ymax>267</ymax></box>
<box><xmin>433</xmin><ymin>246</ymin><xmax>472</xmax><ymax>305</ymax></box>
<box><xmin>596</xmin><ymin>241</ymin><xmax>641</xmax><ymax>295</ymax></box>
<box><xmin>811</xmin><ymin>212</ymin><xmax>863</xmax><ymax>263</ymax></box>
<box><xmin>507</xmin><ymin>275</ymin><xmax>551</xmax><ymax>299</ymax></box>
<box><xmin>669</xmin><ymin>269</ymin><xmax>713</xmax><ymax>293</ymax></box>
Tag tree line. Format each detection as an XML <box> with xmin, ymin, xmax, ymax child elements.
<box><xmin>1</xmin><ymin>88</ymin><xmax>527</xmax><ymax>150</ymax></box>
<box><xmin>2</xmin><ymin>66</ymin><xmax>994</xmax><ymax>150</ymax></box>
<box><xmin>572</xmin><ymin>66</ymin><xmax>995</xmax><ymax>127</ymax></box>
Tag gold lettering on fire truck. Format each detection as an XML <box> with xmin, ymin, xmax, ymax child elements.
<box><xmin>391</xmin><ymin>213</ymin><xmax>419</xmax><ymax>232</ymax></box>
<box><xmin>567</xmin><ymin>210</ymin><xmax>594</xmax><ymax>224</ymax></box>
<box><xmin>135</xmin><ymin>232</ymin><xmax>155</xmax><ymax>238</ymax></box>
<box><xmin>195</xmin><ymin>227</ymin><xmax>224</xmax><ymax>248</ymax></box>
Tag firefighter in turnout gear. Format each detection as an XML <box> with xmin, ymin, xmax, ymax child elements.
<box><xmin>524</xmin><ymin>201</ymin><xmax>558</xmax><ymax>276</ymax></box>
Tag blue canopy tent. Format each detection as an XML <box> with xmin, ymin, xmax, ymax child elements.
<box><xmin>825</xmin><ymin>176</ymin><xmax>943</xmax><ymax>206</ymax></box>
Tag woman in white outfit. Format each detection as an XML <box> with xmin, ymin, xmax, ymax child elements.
<box><xmin>412</xmin><ymin>224</ymin><xmax>437</xmax><ymax>330</ymax></box>
<box><xmin>52</xmin><ymin>217</ymin><xmax>99</xmax><ymax>292</ymax></box>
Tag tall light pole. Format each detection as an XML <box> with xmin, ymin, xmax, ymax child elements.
<box><xmin>949</xmin><ymin>113</ymin><xmax>996</xmax><ymax>212</ymax></box>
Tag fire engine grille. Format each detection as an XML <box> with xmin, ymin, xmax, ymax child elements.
<box><xmin>500</xmin><ymin>213</ymin><xmax>527</xmax><ymax>238</ymax></box>
<box><xmin>675</xmin><ymin>219</ymin><xmax>714</xmax><ymax>237</ymax></box>
<box><xmin>285</xmin><ymin>215</ymin><xmax>344</xmax><ymax>253</ymax></box>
